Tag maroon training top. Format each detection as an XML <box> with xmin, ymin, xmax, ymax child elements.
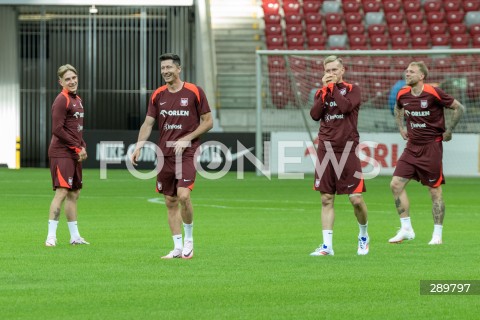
<box><xmin>147</xmin><ymin>82</ymin><xmax>211</xmax><ymax>157</ymax></box>
<box><xmin>396</xmin><ymin>84</ymin><xmax>454</xmax><ymax>144</ymax></box>
<box><xmin>48</xmin><ymin>88</ymin><xmax>86</xmax><ymax>159</ymax></box>
<box><xmin>310</xmin><ymin>81</ymin><xmax>362</xmax><ymax>152</ymax></box>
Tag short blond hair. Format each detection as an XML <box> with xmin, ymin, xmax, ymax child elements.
<box><xmin>57</xmin><ymin>64</ymin><xmax>77</xmax><ymax>79</ymax></box>
<box><xmin>409</xmin><ymin>61</ymin><xmax>429</xmax><ymax>79</ymax></box>
<box><xmin>323</xmin><ymin>55</ymin><xmax>344</xmax><ymax>67</ymax></box>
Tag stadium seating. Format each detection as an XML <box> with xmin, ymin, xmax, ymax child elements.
<box><xmin>322</xmin><ymin>0</ymin><xmax>341</xmax><ymax>13</ymax></box>
<box><xmin>472</xmin><ymin>33</ymin><xmax>480</xmax><ymax>46</ymax></box>
<box><xmin>325</xmin><ymin>24</ymin><xmax>345</xmax><ymax>35</ymax></box>
<box><xmin>266</xmin><ymin>35</ymin><xmax>285</xmax><ymax>49</ymax></box>
<box><xmin>342</xmin><ymin>0</ymin><xmax>362</xmax><ymax>13</ymax></box>
<box><xmin>325</xmin><ymin>12</ymin><xmax>343</xmax><ymax>25</ymax></box>
<box><xmin>303</xmin><ymin>0</ymin><xmax>322</xmax><ymax>13</ymax></box>
<box><xmin>429</xmin><ymin>23</ymin><xmax>448</xmax><ymax>35</ymax></box>
<box><xmin>282</xmin><ymin>0</ymin><xmax>301</xmax><ymax>14</ymax></box>
<box><xmin>424</xmin><ymin>0</ymin><xmax>443</xmax><ymax>12</ymax></box>
<box><xmin>405</xmin><ymin>12</ymin><xmax>424</xmax><ymax>24</ymax></box>
<box><xmin>431</xmin><ymin>34</ymin><xmax>450</xmax><ymax>47</ymax></box>
<box><xmin>426</xmin><ymin>11</ymin><xmax>445</xmax><ymax>24</ymax></box>
<box><xmin>446</xmin><ymin>11</ymin><xmax>465</xmax><ymax>24</ymax></box>
<box><xmin>286</xmin><ymin>35</ymin><xmax>305</xmax><ymax>49</ymax></box>
<box><xmin>385</xmin><ymin>12</ymin><xmax>404</xmax><ymax>25</ymax></box>
<box><xmin>384</xmin><ymin>0</ymin><xmax>402</xmax><ymax>13</ymax></box>
<box><xmin>365</xmin><ymin>12</ymin><xmax>385</xmax><ymax>26</ymax></box>
<box><xmin>464</xmin><ymin>0</ymin><xmax>480</xmax><ymax>12</ymax></box>
<box><xmin>348</xmin><ymin>56</ymin><xmax>372</xmax><ymax>72</ymax></box>
<box><xmin>304</xmin><ymin>12</ymin><xmax>322</xmax><ymax>25</ymax></box>
<box><xmin>349</xmin><ymin>34</ymin><xmax>368</xmax><ymax>50</ymax></box>
<box><xmin>403</xmin><ymin>0</ymin><xmax>422</xmax><ymax>12</ymax></box>
<box><xmin>368</xmin><ymin>24</ymin><xmax>387</xmax><ymax>35</ymax></box>
<box><xmin>264</xmin><ymin>14</ymin><xmax>282</xmax><ymax>25</ymax></box>
<box><xmin>284</xmin><ymin>14</ymin><xmax>303</xmax><ymax>25</ymax></box>
<box><xmin>262</xmin><ymin>0</ymin><xmax>280</xmax><ymax>15</ymax></box>
<box><xmin>470</xmin><ymin>23</ymin><xmax>480</xmax><ymax>34</ymax></box>
<box><xmin>305</xmin><ymin>24</ymin><xmax>323</xmax><ymax>36</ymax></box>
<box><xmin>410</xmin><ymin>23</ymin><xmax>429</xmax><ymax>35</ymax></box>
<box><xmin>411</xmin><ymin>34</ymin><xmax>430</xmax><ymax>48</ymax></box>
<box><xmin>444</xmin><ymin>0</ymin><xmax>462</xmax><ymax>12</ymax></box>
<box><xmin>307</xmin><ymin>34</ymin><xmax>326</xmax><ymax>49</ymax></box>
<box><xmin>265</xmin><ymin>24</ymin><xmax>282</xmax><ymax>36</ymax></box>
<box><xmin>370</xmin><ymin>34</ymin><xmax>389</xmax><ymax>49</ymax></box>
<box><xmin>392</xmin><ymin>56</ymin><xmax>411</xmax><ymax>71</ymax></box>
<box><xmin>344</xmin><ymin>12</ymin><xmax>363</xmax><ymax>25</ymax></box>
<box><xmin>434</xmin><ymin>56</ymin><xmax>455</xmax><ymax>72</ymax></box>
<box><xmin>391</xmin><ymin>35</ymin><xmax>410</xmax><ymax>49</ymax></box>
<box><xmin>451</xmin><ymin>34</ymin><xmax>470</xmax><ymax>48</ymax></box>
<box><xmin>328</xmin><ymin>34</ymin><xmax>348</xmax><ymax>50</ymax></box>
<box><xmin>363</xmin><ymin>0</ymin><xmax>382</xmax><ymax>12</ymax></box>
<box><xmin>347</xmin><ymin>24</ymin><xmax>365</xmax><ymax>35</ymax></box>
<box><xmin>388</xmin><ymin>24</ymin><xmax>407</xmax><ymax>35</ymax></box>
<box><xmin>285</xmin><ymin>24</ymin><xmax>303</xmax><ymax>35</ymax></box>
<box><xmin>449</xmin><ymin>23</ymin><xmax>467</xmax><ymax>34</ymax></box>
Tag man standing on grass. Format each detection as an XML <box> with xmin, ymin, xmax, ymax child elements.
<box><xmin>131</xmin><ymin>53</ymin><xmax>213</xmax><ymax>259</ymax></box>
<box><xmin>389</xmin><ymin>61</ymin><xmax>465</xmax><ymax>245</ymax></box>
<box><xmin>45</xmin><ymin>64</ymin><xmax>89</xmax><ymax>246</ymax></box>
<box><xmin>309</xmin><ymin>55</ymin><xmax>369</xmax><ymax>256</ymax></box>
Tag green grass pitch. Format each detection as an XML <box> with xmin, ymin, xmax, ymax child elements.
<box><xmin>0</xmin><ymin>168</ymin><xmax>479</xmax><ymax>319</ymax></box>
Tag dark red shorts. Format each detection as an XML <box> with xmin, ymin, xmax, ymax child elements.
<box><xmin>313</xmin><ymin>149</ymin><xmax>366</xmax><ymax>195</ymax></box>
<box><xmin>156</xmin><ymin>156</ymin><xmax>196</xmax><ymax>196</ymax></box>
<box><xmin>394</xmin><ymin>140</ymin><xmax>445</xmax><ymax>187</ymax></box>
<box><xmin>49</xmin><ymin>157</ymin><xmax>82</xmax><ymax>190</ymax></box>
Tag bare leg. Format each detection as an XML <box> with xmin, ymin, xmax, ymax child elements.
<box><xmin>177</xmin><ymin>187</ymin><xmax>193</xmax><ymax>224</ymax></box>
<box><xmin>164</xmin><ymin>195</ymin><xmax>182</xmax><ymax>235</ymax></box>
<box><xmin>390</xmin><ymin>176</ymin><xmax>410</xmax><ymax>218</ymax></box>
<box><xmin>64</xmin><ymin>189</ymin><xmax>80</xmax><ymax>222</ymax></box>
<box><xmin>429</xmin><ymin>186</ymin><xmax>445</xmax><ymax>225</ymax></box>
<box><xmin>320</xmin><ymin>193</ymin><xmax>335</xmax><ymax>230</ymax></box>
<box><xmin>349</xmin><ymin>194</ymin><xmax>367</xmax><ymax>225</ymax></box>
<box><xmin>49</xmin><ymin>188</ymin><xmax>68</xmax><ymax>221</ymax></box>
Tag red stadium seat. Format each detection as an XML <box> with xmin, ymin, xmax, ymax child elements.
<box><xmin>267</xmin><ymin>56</ymin><xmax>286</xmax><ymax>69</ymax></box>
<box><xmin>305</xmin><ymin>24</ymin><xmax>323</xmax><ymax>36</ymax></box>
<box><xmin>266</xmin><ymin>35</ymin><xmax>285</xmax><ymax>49</ymax></box>
<box><xmin>384</xmin><ymin>0</ymin><xmax>402</xmax><ymax>13</ymax></box>
<box><xmin>347</xmin><ymin>24</ymin><xmax>365</xmax><ymax>35</ymax></box>
<box><xmin>349</xmin><ymin>56</ymin><xmax>372</xmax><ymax>72</ymax></box>
<box><xmin>426</xmin><ymin>11</ymin><xmax>445</xmax><ymax>24</ymax></box>
<box><xmin>434</xmin><ymin>57</ymin><xmax>455</xmax><ymax>72</ymax></box>
<box><xmin>285</xmin><ymin>14</ymin><xmax>303</xmax><ymax>25</ymax></box>
<box><xmin>325</xmin><ymin>13</ymin><xmax>343</xmax><ymax>25</ymax></box>
<box><xmin>454</xmin><ymin>55</ymin><xmax>476</xmax><ymax>71</ymax></box>
<box><xmin>406</xmin><ymin>12</ymin><xmax>424</xmax><ymax>24</ymax></box>
<box><xmin>376</xmin><ymin>56</ymin><xmax>392</xmax><ymax>69</ymax></box>
<box><xmin>262</xmin><ymin>1</ymin><xmax>280</xmax><ymax>15</ymax></box>
<box><xmin>424</xmin><ymin>0</ymin><xmax>443</xmax><ymax>12</ymax></box>
<box><xmin>370</xmin><ymin>34</ymin><xmax>389</xmax><ymax>49</ymax></box>
<box><xmin>349</xmin><ymin>34</ymin><xmax>369</xmax><ymax>50</ymax></box>
<box><xmin>470</xmin><ymin>24</ymin><xmax>480</xmax><ymax>35</ymax></box>
<box><xmin>368</xmin><ymin>24</ymin><xmax>387</xmax><ymax>35</ymax></box>
<box><xmin>286</xmin><ymin>35</ymin><xmax>305</xmax><ymax>49</ymax></box>
<box><xmin>446</xmin><ymin>11</ymin><xmax>465</xmax><ymax>24</ymax></box>
<box><xmin>444</xmin><ymin>0</ymin><xmax>462</xmax><ymax>12</ymax></box>
<box><xmin>451</xmin><ymin>34</ymin><xmax>470</xmax><ymax>48</ymax></box>
<box><xmin>392</xmin><ymin>56</ymin><xmax>411</xmax><ymax>71</ymax></box>
<box><xmin>403</xmin><ymin>0</ymin><xmax>421</xmax><ymax>12</ymax></box>
<box><xmin>388</xmin><ymin>24</ymin><xmax>407</xmax><ymax>35</ymax></box>
<box><xmin>325</xmin><ymin>24</ymin><xmax>345</xmax><ymax>35</ymax></box>
<box><xmin>264</xmin><ymin>14</ymin><xmax>282</xmax><ymax>25</ymax></box>
<box><xmin>431</xmin><ymin>34</ymin><xmax>450</xmax><ymax>46</ymax></box>
<box><xmin>429</xmin><ymin>23</ymin><xmax>448</xmax><ymax>35</ymax></box>
<box><xmin>269</xmin><ymin>77</ymin><xmax>291</xmax><ymax>109</ymax></box>
<box><xmin>282</xmin><ymin>0</ymin><xmax>301</xmax><ymax>14</ymax></box>
<box><xmin>303</xmin><ymin>0</ymin><xmax>322</xmax><ymax>13</ymax></box>
<box><xmin>265</xmin><ymin>24</ymin><xmax>282</xmax><ymax>35</ymax></box>
<box><xmin>471</xmin><ymin>34</ymin><xmax>480</xmax><ymax>47</ymax></box>
<box><xmin>411</xmin><ymin>34</ymin><xmax>430</xmax><ymax>48</ymax></box>
<box><xmin>391</xmin><ymin>35</ymin><xmax>410</xmax><ymax>49</ymax></box>
<box><xmin>385</xmin><ymin>12</ymin><xmax>404</xmax><ymax>25</ymax></box>
<box><xmin>304</xmin><ymin>12</ymin><xmax>322</xmax><ymax>25</ymax></box>
<box><xmin>363</xmin><ymin>0</ymin><xmax>382</xmax><ymax>12</ymax></box>
<box><xmin>307</xmin><ymin>34</ymin><xmax>327</xmax><ymax>49</ymax></box>
<box><xmin>410</xmin><ymin>23</ymin><xmax>428</xmax><ymax>35</ymax></box>
<box><xmin>285</xmin><ymin>24</ymin><xmax>303</xmax><ymax>35</ymax></box>
<box><xmin>343</xmin><ymin>0</ymin><xmax>362</xmax><ymax>13</ymax></box>
<box><xmin>344</xmin><ymin>12</ymin><xmax>363</xmax><ymax>25</ymax></box>
<box><xmin>449</xmin><ymin>23</ymin><xmax>468</xmax><ymax>35</ymax></box>
<box><xmin>464</xmin><ymin>0</ymin><xmax>480</xmax><ymax>12</ymax></box>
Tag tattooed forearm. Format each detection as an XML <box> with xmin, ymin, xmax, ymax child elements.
<box><xmin>432</xmin><ymin>200</ymin><xmax>445</xmax><ymax>224</ymax></box>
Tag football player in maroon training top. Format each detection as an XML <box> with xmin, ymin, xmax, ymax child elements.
<box><xmin>131</xmin><ymin>53</ymin><xmax>213</xmax><ymax>259</ymax></box>
<box><xmin>389</xmin><ymin>61</ymin><xmax>465</xmax><ymax>245</ymax></box>
<box><xmin>309</xmin><ymin>55</ymin><xmax>369</xmax><ymax>256</ymax></box>
<box><xmin>45</xmin><ymin>64</ymin><xmax>89</xmax><ymax>246</ymax></box>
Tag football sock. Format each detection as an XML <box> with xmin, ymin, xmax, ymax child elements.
<box><xmin>400</xmin><ymin>217</ymin><xmax>412</xmax><ymax>230</ymax></box>
<box><xmin>433</xmin><ymin>224</ymin><xmax>443</xmax><ymax>238</ymax></box>
<box><xmin>358</xmin><ymin>223</ymin><xmax>368</xmax><ymax>237</ymax></box>
<box><xmin>47</xmin><ymin>220</ymin><xmax>59</xmax><ymax>238</ymax></box>
<box><xmin>173</xmin><ymin>234</ymin><xmax>183</xmax><ymax>249</ymax></box>
<box><xmin>67</xmin><ymin>221</ymin><xmax>80</xmax><ymax>239</ymax></box>
<box><xmin>323</xmin><ymin>230</ymin><xmax>333</xmax><ymax>248</ymax></box>
<box><xmin>183</xmin><ymin>222</ymin><xmax>193</xmax><ymax>241</ymax></box>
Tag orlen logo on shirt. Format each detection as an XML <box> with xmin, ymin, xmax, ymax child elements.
<box><xmin>410</xmin><ymin>122</ymin><xmax>426</xmax><ymax>129</ymax></box>
<box><xmin>73</xmin><ymin>112</ymin><xmax>84</xmax><ymax>119</ymax></box>
<box><xmin>164</xmin><ymin>123</ymin><xmax>182</xmax><ymax>130</ymax></box>
<box><xmin>405</xmin><ymin>110</ymin><xmax>430</xmax><ymax>117</ymax></box>
<box><xmin>160</xmin><ymin>110</ymin><xmax>190</xmax><ymax>118</ymax></box>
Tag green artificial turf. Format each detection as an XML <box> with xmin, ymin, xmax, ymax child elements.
<box><xmin>0</xmin><ymin>168</ymin><xmax>478</xmax><ymax>319</ymax></box>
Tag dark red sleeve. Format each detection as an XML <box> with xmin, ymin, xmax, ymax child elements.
<box><xmin>332</xmin><ymin>84</ymin><xmax>361</xmax><ymax>114</ymax></box>
<box><xmin>310</xmin><ymin>88</ymin><xmax>325</xmax><ymax>121</ymax></box>
<box><xmin>146</xmin><ymin>92</ymin><xmax>159</xmax><ymax>119</ymax></box>
<box><xmin>51</xmin><ymin>95</ymin><xmax>82</xmax><ymax>152</ymax></box>
<box><xmin>434</xmin><ymin>87</ymin><xmax>455</xmax><ymax>109</ymax></box>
